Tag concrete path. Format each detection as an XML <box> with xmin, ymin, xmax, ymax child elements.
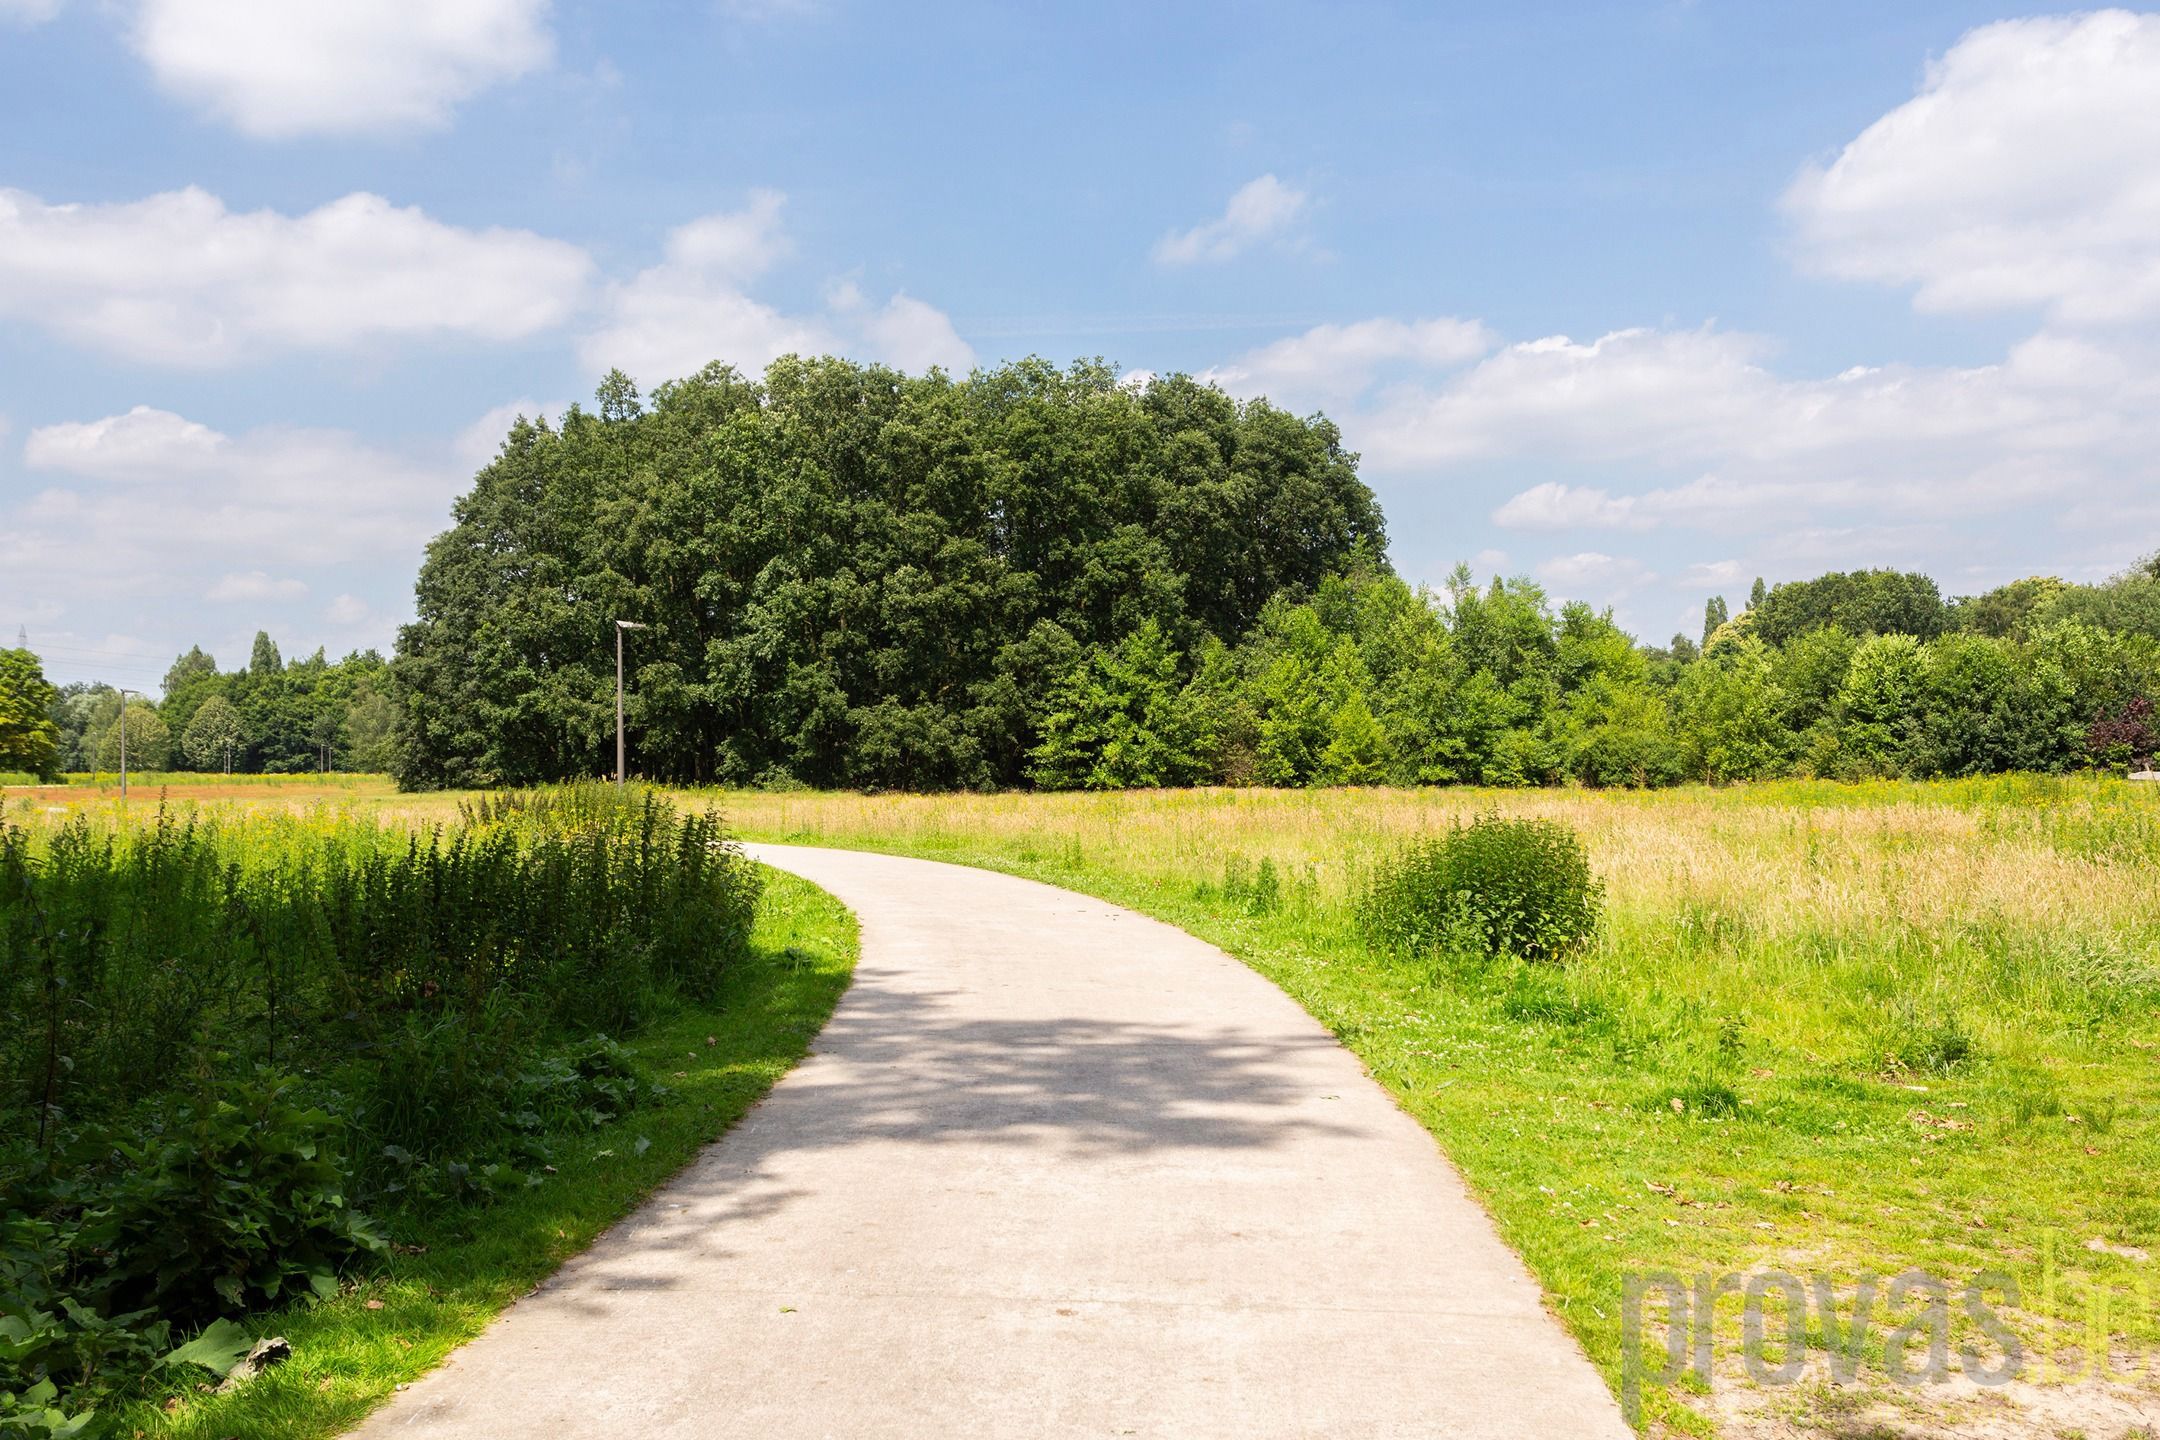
<box><xmin>353</xmin><ymin>845</ymin><xmax>1629</xmax><ymax>1439</ymax></box>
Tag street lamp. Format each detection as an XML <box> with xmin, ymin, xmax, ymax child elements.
<box><xmin>115</xmin><ymin>688</ymin><xmax>138</xmax><ymax>801</ymax></box>
<box><xmin>614</xmin><ymin>620</ymin><xmax>648</xmax><ymax>787</ymax></box>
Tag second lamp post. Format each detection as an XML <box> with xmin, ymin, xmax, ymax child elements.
<box><xmin>615</xmin><ymin>619</ymin><xmax>647</xmax><ymax>787</ymax></box>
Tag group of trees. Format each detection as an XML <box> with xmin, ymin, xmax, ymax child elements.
<box><xmin>392</xmin><ymin>357</ymin><xmax>1384</xmax><ymax>789</ymax></box>
<box><xmin>1</xmin><ymin>635</ymin><xmax>399</xmax><ymax>780</ymax></box>
<box><xmin>10</xmin><ymin>356</ymin><xmax>2157</xmax><ymax>793</ymax></box>
<box><xmin>386</xmin><ymin>356</ymin><xmax>2160</xmax><ymax>792</ymax></box>
<box><xmin>1026</xmin><ymin>559</ymin><xmax>2160</xmax><ymax>790</ymax></box>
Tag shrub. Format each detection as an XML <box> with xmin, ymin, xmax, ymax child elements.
<box><xmin>1360</xmin><ymin>815</ymin><xmax>1603</xmax><ymax>963</ymax></box>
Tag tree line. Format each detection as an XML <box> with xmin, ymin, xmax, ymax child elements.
<box><xmin>384</xmin><ymin>356</ymin><xmax>2156</xmax><ymax>791</ymax></box>
<box><xmin>4</xmin><ymin>355</ymin><xmax>2155</xmax><ymax>789</ymax></box>
<box><xmin>1026</xmin><ymin>558</ymin><xmax>2160</xmax><ymax>790</ymax></box>
<box><xmin>391</xmin><ymin>357</ymin><xmax>1384</xmax><ymax>789</ymax></box>
<box><xmin>0</xmin><ymin>634</ymin><xmax>397</xmax><ymax>779</ymax></box>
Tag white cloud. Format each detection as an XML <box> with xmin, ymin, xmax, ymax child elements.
<box><xmin>131</xmin><ymin>0</ymin><xmax>553</xmax><ymax>138</ymax></box>
<box><xmin>662</xmin><ymin>190</ymin><xmax>791</xmax><ymax>278</ymax></box>
<box><xmin>1153</xmin><ymin>174</ymin><xmax>1309</xmax><ymax>265</ymax></box>
<box><xmin>1784</xmin><ymin>10</ymin><xmax>2160</xmax><ymax>324</ymax></box>
<box><xmin>582</xmin><ymin>195</ymin><xmax>971</xmax><ymax>383</ymax></box>
<box><xmin>208</xmin><ymin>571</ymin><xmax>307</xmax><ymax>603</ymax></box>
<box><xmin>0</xmin><ymin>186</ymin><xmax>593</xmax><ymax>367</ymax></box>
<box><xmin>1206</xmin><ymin>317</ymin><xmax>1490</xmax><ymax>406</ymax></box>
<box><xmin>454</xmin><ymin>397</ymin><xmax>565</xmax><ymax>471</ymax></box>
<box><xmin>12</xmin><ymin>404</ymin><xmax>465</xmax><ymax>673</ymax></box>
<box><xmin>3</xmin><ymin>397</ymin><xmax>564</xmax><ymax>677</ymax></box>
<box><xmin>856</xmin><ymin>293</ymin><xmax>975</xmax><ymax>374</ymax></box>
<box><xmin>26</xmin><ymin>405</ymin><xmax>226</xmax><ymax>476</ymax></box>
<box><xmin>1470</xmin><ymin>548</ymin><xmax>1510</xmax><ymax>574</ymax></box>
<box><xmin>1677</xmin><ymin>559</ymin><xmax>1745</xmax><ymax>590</ymax></box>
<box><xmin>1491</xmin><ymin>482</ymin><xmax>1653</xmax><ymax>532</ymax></box>
<box><xmin>1349</xmin><ymin>324</ymin><xmax>2154</xmax><ymax>510</ymax></box>
<box><xmin>1535</xmin><ymin>551</ymin><xmax>1656</xmax><ymax>597</ymax></box>
<box><xmin>0</xmin><ymin>0</ymin><xmax>60</xmax><ymax>24</ymax></box>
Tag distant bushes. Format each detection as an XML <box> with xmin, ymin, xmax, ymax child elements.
<box><xmin>0</xmin><ymin>784</ymin><xmax>762</xmax><ymax>1430</ymax></box>
<box><xmin>1361</xmin><ymin>816</ymin><xmax>1603</xmax><ymax>964</ymax></box>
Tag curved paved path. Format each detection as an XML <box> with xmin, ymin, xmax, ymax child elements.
<box><xmin>355</xmin><ymin>845</ymin><xmax>1628</xmax><ymax>1439</ymax></box>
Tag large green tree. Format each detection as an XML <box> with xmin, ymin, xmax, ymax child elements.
<box><xmin>0</xmin><ymin>648</ymin><xmax>60</xmax><ymax>779</ymax></box>
<box><xmin>394</xmin><ymin>357</ymin><xmax>1385</xmax><ymax>789</ymax></box>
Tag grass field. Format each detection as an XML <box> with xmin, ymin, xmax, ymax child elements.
<box><xmin>11</xmin><ymin>773</ymin><xmax>2158</xmax><ymax>1436</ymax></box>
<box><xmin>715</xmin><ymin>779</ymin><xmax>2160</xmax><ymax>1437</ymax></box>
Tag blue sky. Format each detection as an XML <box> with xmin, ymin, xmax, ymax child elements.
<box><xmin>4</xmin><ymin>1</ymin><xmax>2157</xmax><ymax>690</ymax></box>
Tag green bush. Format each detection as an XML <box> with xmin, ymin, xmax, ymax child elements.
<box><xmin>0</xmin><ymin>1071</ymin><xmax>384</xmax><ymax>1432</ymax></box>
<box><xmin>1360</xmin><ymin>815</ymin><xmax>1603</xmax><ymax>963</ymax></box>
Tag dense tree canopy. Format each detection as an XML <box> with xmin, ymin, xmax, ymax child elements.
<box><xmin>38</xmin><ymin>638</ymin><xmax>388</xmax><ymax>774</ymax></box>
<box><xmin>0</xmin><ymin>648</ymin><xmax>60</xmax><ymax>778</ymax></box>
<box><xmin>392</xmin><ymin>358</ymin><xmax>1385</xmax><ymax>789</ymax></box>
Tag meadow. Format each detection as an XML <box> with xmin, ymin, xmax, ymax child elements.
<box><xmin>0</xmin><ymin>782</ymin><xmax>856</xmax><ymax>1440</ymax></box>
<box><xmin>714</xmin><ymin>777</ymin><xmax>2160</xmax><ymax>1436</ymax></box>
<box><xmin>9</xmin><ymin>772</ymin><xmax>2159</xmax><ymax>1436</ymax></box>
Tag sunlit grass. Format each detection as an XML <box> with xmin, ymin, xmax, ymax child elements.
<box><xmin>24</xmin><ymin>773</ymin><xmax>2160</xmax><ymax>1431</ymax></box>
<box><xmin>706</xmin><ymin>778</ymin><xmax>2160</xmax><ymax>1430</ymax></box>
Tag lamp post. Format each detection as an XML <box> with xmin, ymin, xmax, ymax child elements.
<box><xmin>614</xmin><ymin>620</ymin><xmax>647</xmax><ymax>787</ymax></box>
<box><xmin>116</xmin><ymin>688</ymin><xmax>137</xmax><ymax>801</ymax></box>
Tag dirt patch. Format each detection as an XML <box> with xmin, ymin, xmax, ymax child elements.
<box><xmin>1680</xmin><ymin>1357</ymin><xmax>2160</xmax><ymax>1438</ymax></box>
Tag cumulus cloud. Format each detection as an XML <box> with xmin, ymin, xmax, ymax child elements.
<box><xmin>1535</xmin><ymin>552</ymin><xmax>1656</xmax><ymax>599</ymax></box>
<box><xmin>0</xmin><ymin>186</ymin><xmax>593</xmax><ymax>366</ymax></box>
<box><xmin>7</xmin><ymin>404</ymin><xmax>482</xmax><ymax>674</ymax></box>
<box><xmin>1677</xmin><ymin>559</ymin><xmax>1745</xmax><ymax>590</ymax></box>
<box><xmin>1153</xmin><ymin>174</ymin><xmax>1309</xmax><ymax>265</ymax></box>
<box><xmin>21</xmin><ymin>408</ymin><xmax>456</xmax><ymax>566</ymax></box>
<box><xmin>207</xmin><ymin>571</ymin><xmax>307</xmax><ymax>603</ymax></box>
<box><xmin>1491</xmin><ymin>482</ymin><xmax>1654</xmax><ymax>532</ymax></box>
<box><xmin>325</xmin><ymin>594</ymin><xmax>371</xmax><ymax>626</ymax></box>
<box><xmin>1353</xmin><ymin>323</ymin><xmax>2155</xmax><ymax>515</ymax></box>
<box><xmin>1784</xmin><ymin>10</ymin><xmax>2160</xmax><ymax>324</ymax></box>
<box><xmin>855</xmin><ymin>293</ymin><xmax>975</xmax><ymax>374</ymax></box>
<box><xmin>454</xmin><ymin>397</ymin><xmax>566</xmax><ymax>472</ymax></box>
<box><xmin>26</xmin><ymin>405</ymin><xmax>226</xmax><ymax>476</ymax></box>
<box><xmin>582</xmin><ymin>196</ymin><xmax>972</xmax><ymax>384</ymax></box>
<box><xmin>130</xmin><ymin>0</ymin><xmax>553</xmax><ymax>138</ymax></box>
<box><xmin>1206</xmin><ymin>317</ymin><xmax>1490</xmax><ymax>406</ymax></box>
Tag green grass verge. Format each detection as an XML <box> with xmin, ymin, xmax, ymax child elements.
<box><xmin>726</xmin><ymin>811</ymin><xmax>2160</xmax><ymax>1435</ymax></box>
<box><xmin>131</xmin><ymin>866</ymin><xmax>856</xmax><ymax>1440</ymax></box>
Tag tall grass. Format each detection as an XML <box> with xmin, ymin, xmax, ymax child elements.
<box><xmin>2</xmin><ymin>784</ymin><xmax>760</xmax><ymax>1148</ymax></box>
